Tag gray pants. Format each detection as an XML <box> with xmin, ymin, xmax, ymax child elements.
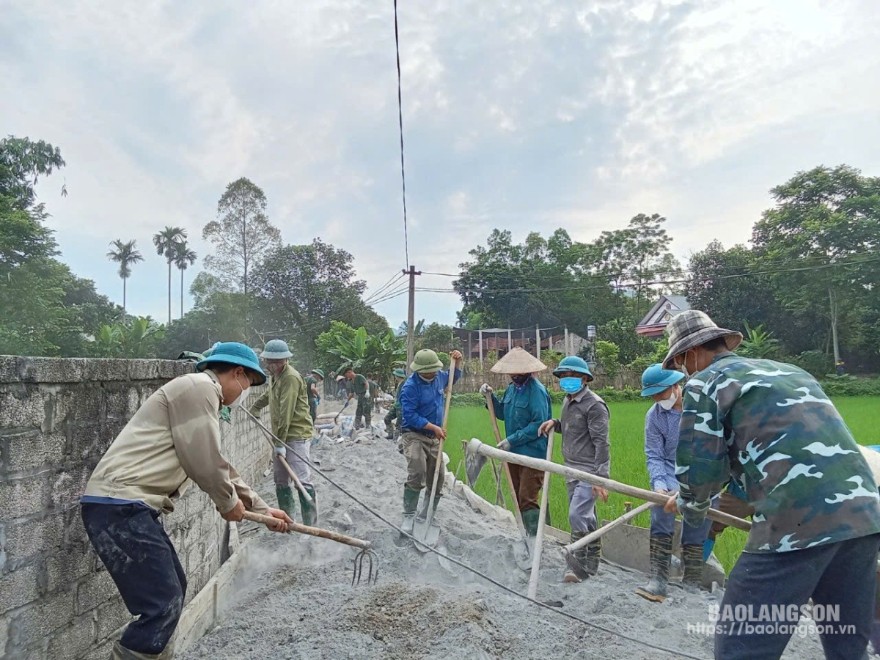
<box><xmin>566</xmin><ymin>480</ymin><xmax>598</xmax><ymax>534</ymax></box>
<box><xmin>402</xmin><ymin>432</ymin><xmax>444</xmax><ymax>493</ymax></box>
<box><xmin>273</xmin><ymin>440</ymin><xmax>312</xmax><ymax>488</ymax></box>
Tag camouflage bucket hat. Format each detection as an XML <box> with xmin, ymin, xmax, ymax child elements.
<box><xmin>662</xmin><ymin>310</ymin><xmax>743</xmax><ymax>369</ymax></box>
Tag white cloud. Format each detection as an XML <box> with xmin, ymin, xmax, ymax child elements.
<box><xmin>3</xmin><ymin>0</ymin><xmax>880</xmax><ymax>327</ymax></box>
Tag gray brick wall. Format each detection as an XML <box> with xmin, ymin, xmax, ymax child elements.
<box><xmin>0</xmin><ymin>356</ymin><xmax>271</xmax><ymax>659</ymax></box>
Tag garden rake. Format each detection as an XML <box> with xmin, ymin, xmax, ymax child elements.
<box><xmin>243</xmin><ymin>511</ymin><xmax>379</xmax><ymax>585</ymax></box>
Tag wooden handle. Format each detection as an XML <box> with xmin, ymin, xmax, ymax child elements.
<box><xmin>527</xmin><ymin>431</ymin><xmax>554</xmax><ymax>599</ymax></box>
<box><xmin>483</xmin><ymin>390</ymin><xmax>529</xmax><ymax>538</ymax></box>
<box><xmin>242</xmin><ymin>512</ymin><xmax>371</xmax><ymax>549</ymax></box>
<box><xmin>565</xmin><ymin>501</ymin><xmax>656</xmax><ymax>551</ymax></box>
<box><xmin>467</xmin><ymin>439</ymin><xmax>751</xmax><ymax>532</ymax></box>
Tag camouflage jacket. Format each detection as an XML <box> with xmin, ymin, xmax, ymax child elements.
<box><xmin>676</xmin><ymin>352</ymin><xmax>880</xmax><ymax>553</ymax></box>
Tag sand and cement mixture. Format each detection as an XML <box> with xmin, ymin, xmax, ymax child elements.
<box><xmin>180</xmin><ymin>407</ymin><xmax>828</xmax><ymax>660</ymax></box>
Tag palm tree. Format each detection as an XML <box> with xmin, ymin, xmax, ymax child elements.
<box><xmin>152</xmin><ymin>226</ymin><xmax>186</xmax><ymax>324</ymax></box>
<box><xmin>172</xmin><ymin>240</ymin><xmax>197</xmax><ymax>318</ymax></box>
<box><xmin>106</xmin><ymin>239</ymin><xmax>144</xmax><ymax>316</ymax></box>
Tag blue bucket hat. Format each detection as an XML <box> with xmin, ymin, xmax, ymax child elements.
<box><xmin>552</xmin><ymin>355</ymin><xmax>593</xmax><ymax>382</ymax></box>
<box><xmin>261</xmin><ymin>339</ymin><xmax>293</xmax><ymax>360</ymax></box>
<box><xmin>640</xmin><ymin>363</ymin><xmax>684</xmax><ymax>397</ymax></box>
<box><xmin>196</xmin><ymin>342</ymin><xmax>267</xmax><ymax>385</ymax></box>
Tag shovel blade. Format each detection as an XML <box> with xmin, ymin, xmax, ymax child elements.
<box><xmin>412</xmin><ymin>518</ymin><xmax>441</xmax><ymax>553</ymax></box>
<box><xmin>513</xmin><ymin>539</ymin><xmax>532</xmax><ymax>572</ymax></box>
<box><xmin>465</xmin><ymin>452</ymin><xmax>488</xmax><ymax>487</ymax></box>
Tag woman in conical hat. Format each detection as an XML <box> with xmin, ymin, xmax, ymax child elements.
<box><xmin>480</xmin><ymin>347</ymin><xmax>552</xmax><ymax>538</ymax></box>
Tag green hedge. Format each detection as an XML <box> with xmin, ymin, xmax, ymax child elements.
<box><xmin>819</xmin><ymin>376</ymin><xmax>880</xmax><ymax>397</ymax></box>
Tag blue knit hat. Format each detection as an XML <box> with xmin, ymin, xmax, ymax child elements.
<box><xmin>196</xmin><ymin>342</ymin><xmax>267</xmax><ymax>385</ymax></box>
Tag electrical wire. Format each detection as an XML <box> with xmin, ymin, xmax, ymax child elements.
<box><xmin>364</xmin><ymin>272</ymin><xmax>406</xmax><ymax>305</ymax></box>
<box><xmin>254</xmin><ymin>421</ymin><xmax>703</xmax><ymax>660</ymax></box>
<box><xmin>412</xmin><ymin>255</ymin><xmax>880</xmax><ymax>296</ymax></box>
<box><xmin>369</xmin><ymin>285</ymin><xmax>409</xmax><ymax>306</ymax></box>
<box><xmin>392</xmin><ymin>0</ymin><xmax>410</xmax><ymax>269</ymax></box>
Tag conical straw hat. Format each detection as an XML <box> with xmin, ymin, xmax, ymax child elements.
<box><xmin>490</xmin><ymin>347</ymin><xmax>547</xmax><ymax>374</ymax></box>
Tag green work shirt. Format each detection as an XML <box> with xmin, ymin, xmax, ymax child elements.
<box><xmin>249</xmin><ymin>364</ymin><xmax>314</xmax><ymax>443</ymax></box>
<box><xmin>304</xmin><ymin>376</ymin><xmax>319</xmax><ymax>404</ymax></box>
<box><xmin>352</xmin><ymin>374</ymin><xmax>368</xmax><ymax>397</ymax></box>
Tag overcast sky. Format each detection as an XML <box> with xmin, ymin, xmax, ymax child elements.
<box><xmin>4</xmin><ymin>0</ymin><xmax>880</xmax><ymax>329</ymax></box>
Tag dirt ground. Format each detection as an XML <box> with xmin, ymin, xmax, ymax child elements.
<box><xmin>179</xmin><ymin>402</ymin><xmax>829</xmax><ymax>660</ymax></box>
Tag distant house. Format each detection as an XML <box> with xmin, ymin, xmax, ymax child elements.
<box><xmin>636</xmin><ymin>295</ymin><xmax>691</xmax><ymax>338</ymax></box>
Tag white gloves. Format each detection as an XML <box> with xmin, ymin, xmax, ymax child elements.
<box><xmin>479</xmin><ymin>383</ymin><xmax>493</xmax><ymax>395</ymax></box>
<box><xmin>274</xmin><ymin>446</ymin><xmax>285</xmax><ymax>457</ymax></box>
<box><xmin>498</xmin><ymin>439</ymin><xmax>511</xmax><ymax>451</ymax></box>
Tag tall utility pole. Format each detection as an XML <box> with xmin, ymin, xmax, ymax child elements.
<box><xmin>404</xmin><ymin>265</ymin><xmax>421</xmax><ymax>374</ymax></box>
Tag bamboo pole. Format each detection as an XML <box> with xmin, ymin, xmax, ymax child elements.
<box><xmin>421</xmin><ymin>357</ymin><xmax>457</xmax><ymax>535</ymax></box>
<box><xmin>527</xmin><ymin>431</ymin><xmax>554</xmax><ymax>599</ymax></box>
<box><xmin>466</xmin><ymin>439</ymin><xmax>751</xmax><ymax>532</ymax></box>
<box><xmin>564</xmin><ymin>501</ymin><xmax>655</xmax><ymax>552</ymax></box>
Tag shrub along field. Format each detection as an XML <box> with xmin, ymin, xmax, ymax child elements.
<box><xmin>444</xmin><ymin>396</ymin><xmax>879</xmax><ymax>574</ymax></box>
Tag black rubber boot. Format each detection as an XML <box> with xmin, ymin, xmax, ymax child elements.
<box><xmin>563</xmin><ymin>531</ymin><xmax>590</xmax><ymax>583</ymax></box>
<box><xmin>275</xmin><ymin>486</ymin><xmax>296</xmax><ymax>522</ymax></box>
<box><xmin>585</xmin><ymin>541</ymin><xmax>601</xmax><ymax>576</ymax></box>
<box><xmin>298</xmin><ymin>485</ymin><xmax>317</xmax><ymax>526</ymax></box>
<box><xmin>681</xmin><ymin>543</ymin><xmax>704</xmax><ymax>591</ymax></box>
<box><xmin>636</xmin><ymin>535</ymin><xmax>673</xmax><ymax>602</ymax></box>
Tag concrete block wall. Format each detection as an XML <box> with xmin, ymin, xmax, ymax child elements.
<box><xmin>0</xmin><ymin>356</ymin><xmax>271</xmax><ymax>660</ymax></box>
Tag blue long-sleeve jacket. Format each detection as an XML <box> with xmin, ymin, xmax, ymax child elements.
<box><xmin>400</xmin><ymin>368</ymin><xmax>461</xmax><ymax>433</ymax></box>
<box><xmin>644</xmin><ymin>403</ymin><xmax>681</xmax><ymax>492</ymax></box>
<box><xmin>489</xmin><ymin>378</ymin><xmax>551</xmax><ymax>459</ymax></box>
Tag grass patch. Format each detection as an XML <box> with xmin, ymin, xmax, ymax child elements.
<box><xmin>445</xmin><ymin>395</ymin><xmax>879</xmax><ymax>574</ymax></box>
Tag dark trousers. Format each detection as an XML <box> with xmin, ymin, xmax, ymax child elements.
<box><xmin>716</xmin><ymin>533</ymin><xmax>880</xmax><ymax>660</ymax></box>
<box><xmin>355</xmin><ymin>395</ymin><xmax>371</xmax><ymax>427</ymax></box>
<box><xmin>508</xmin><ymin>463</ymin><xmax>544</xmax><ymax>511</ymax></box>
<box><xmin>81</xmin><ymin>503</ymin><xmax>187</xmax><ymax>655</ymax></box>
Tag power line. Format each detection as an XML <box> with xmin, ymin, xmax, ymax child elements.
<box><xmin>364</xmin><ymin>271</ymin><xmax>406</xmax><ymax>305</ymax></box>
<box><xmin>410</xmin><ymin>255</ymin><xmax>880</xmax><ymax>296</ymax></box>
<box><xmin>393</xmin><ymin>0</ymin><xmax>410</xmax><ymax>269</ymax></box>
<box><xmin>369</xmin><ymin>285</ymin><xmax>409</xmax><ymax>306</ymax></box>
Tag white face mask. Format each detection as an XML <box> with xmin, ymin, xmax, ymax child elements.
<box><xmin>678</xmin><ymin>351</ymin><xmax>691</xmax><ymax>377</ymax></box>
<box><xmin>227</xmin><ymin>375</ymin><xmax>251</xmax><ymax>408</ymax></box>
<box><xmin>658</xmin><ymin>388</ymin><xmax>678</xmax><ymax>410</ymax></box>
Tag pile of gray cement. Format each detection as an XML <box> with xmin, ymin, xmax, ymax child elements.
<box><xmin>180</xmin><ymin>419</ymin><xmax>826</xmax><ymax>659</ymax></box>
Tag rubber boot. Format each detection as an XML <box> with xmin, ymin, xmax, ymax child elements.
<box><xmin>275</xmin><ymin>485</ymin><xmax>296</xmax><ymax>522</ymax></box>
<box><xmin>702</xmin><ymin>538</ymin><xmax>716</xmax><ymax>562</ymax></box>
<box><xmin>385</xmin><ymin>421</ymin><xmax>394</xmax><ymax>440</ymax></box>
<box><xmin>521</xmin><ymin>509</ymin><xmax>540</xmax><ymax>537</ymax></box>
<box><xmin>585</xmin><ymin>541</ymin><xmax>601</xmax><ymax>576</ymax></box>
<box><xmin>399</xmin><ymin>486</ymin><xmax>421</xmax><ymax>537</ymax></box>
<box><xmin>635</xmin><ymin>535</ymin><xmax>673</xmax><ymax>602</ymax></box>
<box><xmin>681</xmin><ymin>544</ymin><xmax>704</xmax><ymax>591</ymax></box>
<box><xmin>298</xmin><ymin>485</ymin><xmax>317</xmax><ymax>526</ymax></box>
<box><xmin>563</xmin><ymin>531</ymin><xmax>590</xmax><ymax>583</ymax></box>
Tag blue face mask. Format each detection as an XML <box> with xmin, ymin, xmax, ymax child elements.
<box><xmin>559</xmin><ymin>377</ymin><xmax>584</xmax><ymax>394</ymax></box>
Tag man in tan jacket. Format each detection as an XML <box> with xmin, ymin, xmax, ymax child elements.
<box><xmin>81</xmin><ymin>342</ymin><xmax>291</xmax><ymax>660</ymax></box>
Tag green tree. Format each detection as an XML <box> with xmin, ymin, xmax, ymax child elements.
<box><xmin>202</xmin><ymin>177</ymin><xmax>281</xmax><ymax>296</ymax></box>
<box><xmin>594</xmin><ymin>213</ymin><xmax>681</xmax><ymax>317</ymax></box>
<box><xmin>106</xmin><ymin>239</ymin><xmax>144</xmax><ymax>316</ymax></box>
<box><xmin>752</xmin><ymin>165</ymin><xmax>880</xmax><ymax>364</ymax></box>
<box><xmin>0</xmin><ymin>136</ymin><xmax>120</xmax><ymax>356</ymax></box>
<box><xmin>93</xmin><ymin>317</ymin><xmax>165</xmax><ymax>358</ymax></box>
<box><xmin>251</xmin><ymin>238</ymin><xmax>387</xmax><ymax>364</ymax></box>
<box><xmin>319</xmin><ymin>324</ymin><xmax>405</xmax><ymax>388</ymax></box>
<box><xmin>594</xmin><ymin>340</ymin><xmax>621</xmax><ymax>377</ymax></box>
<box><xmin>172</xmin><ymin>240</ymin><xmax>197</xmax><ymax>318</ymax></box>
<box><xmin>153</xmin><ymin>226</ymin><xmax>186</xmax><ymax>324</ymax></box>
<box><xmin>738</xmin><ymin>322</ymin><xmax>781</xmax><ymax>359</ymax></box>
<box><xmin>685</xmin><ymin>240</ymin><xmax>780</xmax><ymax>335</ymax></box>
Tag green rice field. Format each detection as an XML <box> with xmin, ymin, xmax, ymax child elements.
<box><xmin>444</xmin><ymin>396</ymin><xmax>879</xmax><ymax>573</ymax></box>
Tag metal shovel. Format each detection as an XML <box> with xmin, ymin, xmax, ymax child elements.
<box><xmin>412</xmin><ymin>357</ymin><xmax>456</xmax><ymax>553</ymax></box>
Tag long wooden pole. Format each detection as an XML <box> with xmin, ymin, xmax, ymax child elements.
<box><xmin>483</xmin><ymin>390</ymin><xmax>529</xmax><ymax>543</ymax></box>
<box><xmin>422</xmin><ymin>357</ymin><xmax>456</xmax><ymax>533</ymax></box>
<box><xmin>466</xmin><ymin>439</ymin><xmax>751</xmax><ymax>532</ymax></box>
<box><xmin>527</xmin><ymin>431</ymin><xmax>554</xmax><ymax>599</ymax></box>
<box><xmin>242</xmin><ymin>511</ymin><xmax>370</xmax><ymax>549</ymax></box>
<box><xmin>564</xmin><ymin>501</ymin><xmax>655</xmax><ymax>552</ymax></box>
